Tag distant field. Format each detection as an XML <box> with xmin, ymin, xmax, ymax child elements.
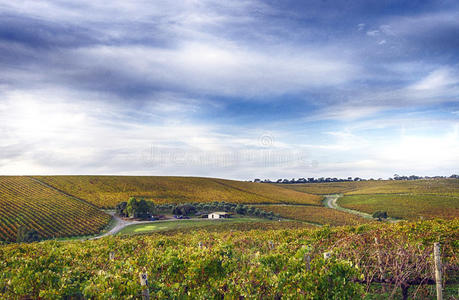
<box><xmin>256</xmin><ymin>205</ymin><xmax>371</xmax><ymax>226</ymax></box>
<box><xmin>277</xmin><ymin>179</ymin><xmax>459</xmax><ymax>220</ymax></box>
<box><xmin>33</xmin><ymin>176</ymin><xmax>322</xmax><ymax>208</ymax></box>
<box><xmin>119</xmin><ymin>217</ymin><xmax>270</xmax><ymax>235</ymax></box>
<box><xmin>345</xmin><ymin>179</ymin><xmax>459</xmax><ymax>196</ymax></box>
<box><xmin>0</xmin><ymin>177</ymin><xmax>110</xmax><ymax>241</ymax></box>
<box><xmin>339</xmin><ymin>194</ymin><xmax>459</xmax><ymax>220</ymax></box>
<box><xmin>275</xmin><ymin>181</ymin><xmax>382</xmax><ymax>194</ymax></box>
<box><xmin>277</xmin><ymin>178</ymin><xmax>459</xmax><ymax>196</ymax></box>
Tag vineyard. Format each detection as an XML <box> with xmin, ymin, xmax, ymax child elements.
<box><xmin>32</xmin><ymin>176</ymin><xmax>322</xmax><ymax>208</ymax></box>
<box><xmin>339</xmin><ymin>194</ymin><xmax>459</xmax><ymax>220</ymax></box>
<box><xmin>255</xmin><ymin>205</ymin><xmax>373</xmax><ymax>226</ymax></box>
<box><xmin>279</xmin><ymin>178</ymin><xmax>459</xmax><ymax>220</ymax></box>
<box><xmin>278</xmin><ymin>178</ymin><xmax>459</xmax><ymax>196</ymax></box>
<box><xmin>0</xmin><ymin>177</ymin><xmax>110</xmax><ymax>241</ymax></box>
<box><xmin>0</xmin><ymin>219</ymin><xmax>457</xmax><ymax>299</ymax></box>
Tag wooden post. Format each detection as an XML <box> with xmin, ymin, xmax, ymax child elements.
<box><xmin>374</xmin><ymin>237</ymin><xmax>386</xmax><ymax>291</ymax></box>
<box><xmin>434</xmin><ymin>242</ymin><xmax>443</xmax><ymax>300</ymax></box>
<box><xmin>139</xmin><ymin>270</ymin><xmax>150</xmax><ymax>300</ymax></box>
<box><xmin>304</xmin><ymin>254</ymin><xmax>311</xmax><ymax>270</ymax></box>
<box><xmin>301</xmin><ymin>245</ymin><xmax>311</xmax><ymax>270</ymax></box>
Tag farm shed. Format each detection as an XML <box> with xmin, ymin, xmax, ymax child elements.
<box><xmin>208</xmin><ymin>212</ymin><xmax>231</xmax><ymax>219</ymax></box>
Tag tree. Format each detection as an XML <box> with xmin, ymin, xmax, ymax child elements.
<box><xmin>16</xmin><ymin>226</ymin><xmax>41</xmax><ymax>243</ymax></box>
<box><xmin>126</xmin><ymin>197</ymin><xmax>138</xmax><ymax>217</ymax></box>
<box><xmin>235</xmin><ymin>204</ymin><xmax>246</xmax><ymax>214</ymax></box>
<box><xmin>116</xmin><ymin>201</ymin><xmax>127</xmax><ymax>217</ymax></box>
<box><xmin>126</xmin><ymin>197</ymin><xmax>150</xmax><ymax>219</ymax></box>
<box><xmin>172</xmin><ymin>204</ymin><xmax>196</xmax><ymax>216</ymax></box>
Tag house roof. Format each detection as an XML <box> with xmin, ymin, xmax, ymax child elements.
<box><xmin>209</xmin><ymin>211</ymin><xmax>231</xmax><ymax>215</ymax></box>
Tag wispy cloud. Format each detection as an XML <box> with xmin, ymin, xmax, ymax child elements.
<box><xmin>0</xmin><ymin>0</ymin><xmax>458</xmax><ymax>178</ymax></box>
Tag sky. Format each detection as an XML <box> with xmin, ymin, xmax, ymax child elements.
<box><xmin>0</xmin><ymin>0</ymin><xmax>458</xmax><ymax>180</ymax></box>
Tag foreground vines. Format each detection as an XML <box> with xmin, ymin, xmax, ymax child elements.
<box><xmin>0</xmin><ymin>219</ymin><xmax>457</xmax><ymax>299</ymax></box>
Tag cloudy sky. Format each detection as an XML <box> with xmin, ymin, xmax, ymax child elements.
<box><xmin>1</xmin><ymin>0</ymin><xmax>458</xmax><ymax>180</ymax></box>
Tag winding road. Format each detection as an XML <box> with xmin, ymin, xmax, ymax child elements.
<box><xmin>324</xmin><ymin>194</ymin><xmax>399</xmax><ymax>222</ymax></box>
<box><xmin>323</xmin><ymin>194</ymin><xmax>374</xmax><ymax>219</ymax></box>
<box><xmin>90</xmin><ymin>212</ymin><xmax>158</xmax><ymax>239</ymax></box>
<box><xmin>90</xmin><ymin>213</ymin><xmax>215</xmax><ymax>239</ymax></box>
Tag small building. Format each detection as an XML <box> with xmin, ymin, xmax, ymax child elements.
<box><xmin>208</xmin><ymin>212</ymin><xmax>231</xmax><ymax>219</ymax></box>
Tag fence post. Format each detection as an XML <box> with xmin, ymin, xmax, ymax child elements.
<box><xmin>434</xmin><ymin>242</ymin><xmax>443</xmax><ymax>300</ymax></box>
<box><xmin>304</xmin><ymin>254</ymin><xmax>311</xmax><ymax>270</ymax></box>
<box><xmin>139</xmin><ymin>269</ymin><xmax>150</xmax><ymax>300</ymax></box>
<box><xmin>374</xmin><ymin>237</ymin><xmax>386</xmax><ymax>291</ymax></box>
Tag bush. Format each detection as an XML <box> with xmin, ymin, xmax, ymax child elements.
<box><xmin>172</xmin><ymin>204</ymin><xmax>197</xmax><ymax>216</ymax></box>
<box><xmin>16</xmin><ymin>226</ymin><xmax>41</xmax><ymax>243</ymax></box>
<box><xmin>372</xmin><ymin>211</ymin><xmax>388</xmax><ymax>219</ymax></box>
<box><xmin>116</xmin><ymin>202</ymin><xmax>127</xmax><ymax>217</ymax></box>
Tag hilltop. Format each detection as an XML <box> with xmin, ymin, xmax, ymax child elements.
<box><xmin>33</xmin><ymin>176</ymin><xmax>322</xmax><ymax>208</ymax></box>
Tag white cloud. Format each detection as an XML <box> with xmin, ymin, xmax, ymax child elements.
<box><xmin>366</xmin><ymin>30</ymin><xmax>379</xmax><ymax>36</ymax></box>
<box><xmin>410</xmin><ymin>68</ymin><xmax>459</xmax><ymax>91</ymax></box>
<box><xmin>73</xmin><ymin>41</ymin><xmax>357</xmax><ymax>97</ymax></box>
<box><xmin>378</xmin><ymin>127</ymin><xmax>459</xmax><ymax>169</ymax></box>
<box><xmin>307</xmin><ymin>105</ymin><xmax>384</xmax><ymax>121</ymax></box>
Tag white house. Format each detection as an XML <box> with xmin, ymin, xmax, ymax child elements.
<box><xmin>208</xmin><ymin>212</ymin><xmax>231</xmax><ymax>219</ymax></box>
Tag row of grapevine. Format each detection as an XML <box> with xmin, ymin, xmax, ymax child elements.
<box><xmin>0</xmin><ymin>177</ymin><xmax>111</xmax><ymax>241</ymax></box>
<box><xmin>0</xmin><ymin>219</ymin><xmax>457</xmax><ymax>298</ymax></box>
<box><xmin>255</xmin><ymin>205</ymin><xmax>372</xmax><ymax>226</ymax></box>
<box><xmin>279</xmin><ymin>178</ymin><xmax>459</xmax><ymax>196</ymax></box>
<box><xmin>339</xmin><ymin>193</ymin><xmax>459</xmax><ymax>220</ymax></box>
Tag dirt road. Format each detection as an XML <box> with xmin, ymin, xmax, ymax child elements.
<box><xmin>90</xmin><ymin>212</ymin><xmax>158</xmax><ymax>239</ymax></box>
<box><xmin>324</xmin><ymin>194</ymin><xmax>399</xmax><ymax>222</ymax></box>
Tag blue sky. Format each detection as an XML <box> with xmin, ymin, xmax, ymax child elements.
<box><xmin>0</xmin><ymin>0</ymin><xmax>458</xmax><ymax>179</ymax></box>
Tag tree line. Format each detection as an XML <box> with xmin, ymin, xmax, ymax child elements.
<box><xmin>252</xmin><ymin>174</ymin><xmax>459</xmax><ymax>184</ymax></box>
<box><xmin>116</xmin><ymin>198</ymin><xmax>281</xmax><ymax>220</ymax></box>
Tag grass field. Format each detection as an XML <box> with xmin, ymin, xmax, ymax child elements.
<box><xmin>33</xmin><ymin>176</ymin><xmax>322</xmax><ymax>208</ymax></box>
<box><xmin>0</xmin><ymin>176</ymin><xmax>110</xmax><ymax>241</ymax></box>
<box><xmin>339</xmin><ymin>194</ymin><xmax>459</xmax><ymax>220</ymax></box>
<box><xmin>255</xmin><ymin>205</ymin><xmax>372</xmax><ymax>226</ymax></box>
<box><xmin>118</xmin><ymin>217</ymin><xmax>271</xmax><ymax>235</ymax></box>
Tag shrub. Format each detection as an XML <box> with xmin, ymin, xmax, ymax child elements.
<box><xmin>372</xmin><ymin>211</ymin><xmax>388</xmax><ymax>219</ymax></box>
<box><xmin>16</xmin><ymin>226</ymin><xmax>41</xmax><ymax>243</ymax></box>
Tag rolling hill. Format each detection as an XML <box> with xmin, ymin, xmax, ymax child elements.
<box><xmin>0</xmin><ymin>176</ymin><xmax>110</xmax><ymax>241</ymax></box>
<box><xmin>277</xmin><ymin>179</ymin><xmax>459</xmax><ymax>220</ymax></box>
<box><xmin>32</xmin><ymin>176</ymin><xmax>323</xmax><ymax>208</ymax></box>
